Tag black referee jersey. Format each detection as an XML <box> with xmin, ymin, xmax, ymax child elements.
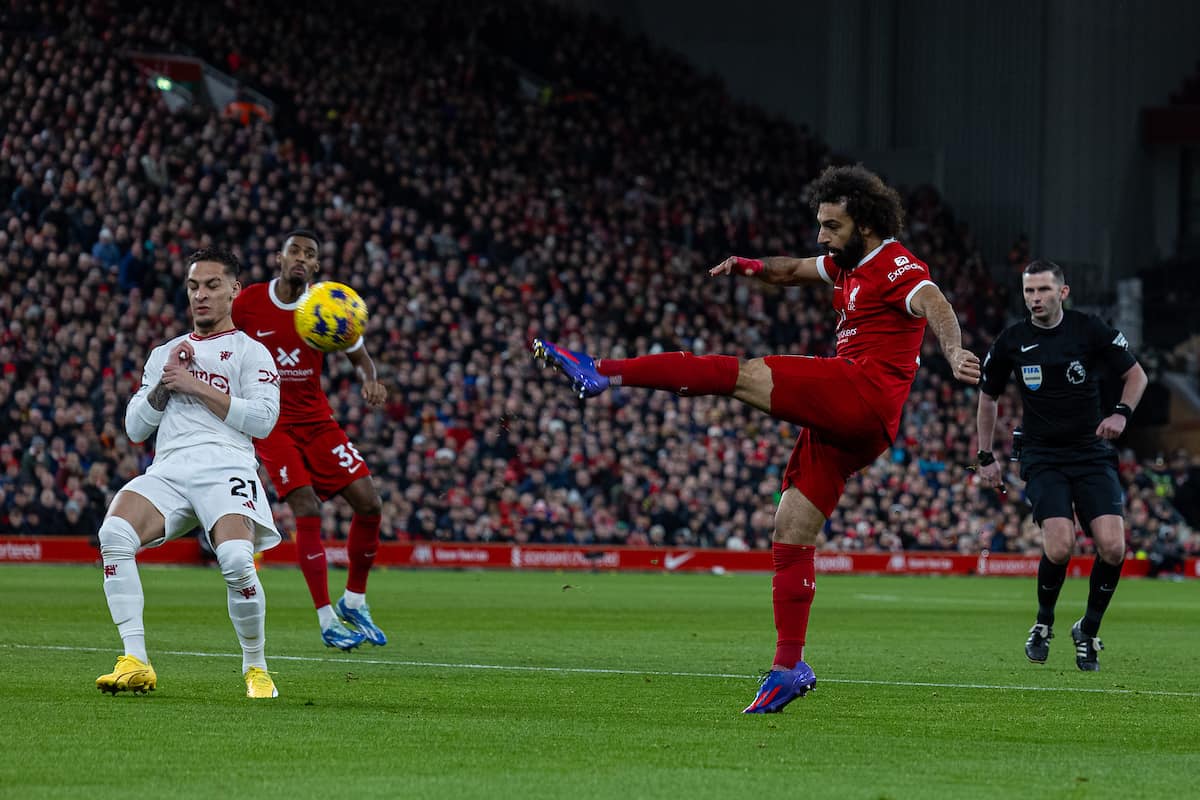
<box><xmin>980</xmin><ymin>309</ymin><xmax>1138</xmax><ymax>448</ymax></box>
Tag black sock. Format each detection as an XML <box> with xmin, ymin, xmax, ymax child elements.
<box><xmin>1082</xmin><ymin>557</ymin><xmax>1123</xmax><ymax>636</ymax></box>
<box><xmin>1036</xmin><ymin>553</ymin><xmax>1068</xmax><ymax>627</ymax></box>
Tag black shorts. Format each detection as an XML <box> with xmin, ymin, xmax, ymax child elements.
<box><xmin>1019</xmin><ymin>442</ymin><xmax>1124</xmax><ymax>525</ymax></box>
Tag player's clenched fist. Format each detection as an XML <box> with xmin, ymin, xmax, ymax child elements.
<box><xmin>361</xmin><ymin>380</ymin><xmax>387</xmax><ymax>408</ymax></box>
<box><xmin>947</xmin><ymin>346</ymin><xmax>981</xmax><ymax>385</ymax></box>
<box><xmin>169</xmin><ymin>340</ymin><xmax>195</xmax><ymax>364</ymax></box>
<box><xmin>1095</xmin><ymin>414</ymin><xmax>1127</xmax><ymax>440</ymax></box>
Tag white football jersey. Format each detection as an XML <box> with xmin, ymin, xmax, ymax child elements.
<box><xmin>126</xmin><ymin>328</ymin><xmax>281</xmax><ymax>464</ymax></box>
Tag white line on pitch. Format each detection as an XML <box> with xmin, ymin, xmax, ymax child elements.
<box><xmin>5</xmin><ymin>642</ymin><xmax>1199</xmax><ymax>698</ymax></box>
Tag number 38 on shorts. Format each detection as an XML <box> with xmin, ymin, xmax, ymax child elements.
<box><xmin>253</xmin><ymin>419</ymin><xmax>372</xmax><ymax>502</ymax></box>
<box><xmin>331</xmin><ymin>442</ymin><xmax>364</xmax><ymax>470</ymax></box>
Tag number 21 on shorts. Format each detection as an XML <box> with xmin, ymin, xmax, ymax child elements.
<box><xmin>229</xmin><ymin>476</ymin><xmax>260</xmax><ymax>510</ymax></box>
<box><xmin>229</xmin><ymin>476</ymin><xmax>259</xmax><ymax>501</ymax></box>
<box><xmin>332</xmin><ymin>442</ymin><xmax>364</xmax><ymax>472</ymax></box>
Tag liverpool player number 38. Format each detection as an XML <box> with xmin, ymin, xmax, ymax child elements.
<box><xmin>232</xmin><ymin>229</ymin><xmax>390</xmax><ymax>652</ymax></box>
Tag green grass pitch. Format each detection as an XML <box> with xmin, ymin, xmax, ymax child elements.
<box><xmin>1</xmin><ymin>564</ymin><xmax>1196</xmax><ymax>799</ymax></box>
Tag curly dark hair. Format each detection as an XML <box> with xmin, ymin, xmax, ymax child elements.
<box><xmin>809</xmin><ymin>164</ymin><xmax>905</xmax><ymax>239</ymax></box>
<box><xmin>186</xmin><ymin>246</ymin><xmax>241</xmax><ymax>278</ymax></box>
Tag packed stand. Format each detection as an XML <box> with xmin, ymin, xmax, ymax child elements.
<box><xmin>1</xmin><ymin>0</ymin><xmax>1196</xmax><ymax>565</ymax></box>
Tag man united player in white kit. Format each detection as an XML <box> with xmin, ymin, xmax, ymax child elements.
<box><xmin>232</xmin><ymin>230</ymin><xmax>388</xmax><ymax>651</ymax></box>
<box><xmin>96</xmin><ymin>247</ymin><xmax>283</xmax><ymax>699</ymax></box>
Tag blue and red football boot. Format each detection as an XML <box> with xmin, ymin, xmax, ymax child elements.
<box><xmin>531</xmin><ymin>338</ymin><xmax>610</xmax><ymax>399</ymax></box>
<box><xmin>742</xmin><ymin>661</ymin><xmax>817</xmax><ymax>713</ymax></box>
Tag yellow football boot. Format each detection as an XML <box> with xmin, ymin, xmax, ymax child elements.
<box><xmin>96</xmin><ymin>655</ymin><xmax>157</xmax><ymax>695</ymax></box>
<box><xmin>244</xmin><ymin>667</ymin><xmax>278</xmax><ymax>699</ymax></box>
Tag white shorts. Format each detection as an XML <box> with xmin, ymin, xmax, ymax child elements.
<box><xmin>120</xmin><ymin>448</ymin><xmax>281</xmax><ymax>553</ymax></box>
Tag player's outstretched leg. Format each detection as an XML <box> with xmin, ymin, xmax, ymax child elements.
<box><xmin>534</xmin><ymin>341</ymin><xmax>743</xmax><ymax>401</ymax></box>
<box><xmin>531</xmin><ymin>339</ymin><xmax>610</xmax><ymax>398</ymax></box>
<box><xmin>743</xmin><ymin>661</ymin><xmax>817</xmax><ymax>714</ymax></box>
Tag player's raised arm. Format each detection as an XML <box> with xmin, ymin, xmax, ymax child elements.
<box><xmin>908</xmin><ymin>283</ymin><xmax>981</xmax><ymax>385</ymax></box>
<box><xmin>709</xmin><ymin>255</ymin><xmax>828</xmax><ymax>286</ymax></box>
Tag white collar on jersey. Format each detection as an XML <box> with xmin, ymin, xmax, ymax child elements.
<box><xmin>188</xmin><ymin>328</ymin><xmax>239</xmax><ymax>342</ymax></box>
<box><xmin>856</xmin><ymin>238</ymin><xmax>897</xmax><ymax>269</ymax></box>
<box><xmin>268</xmin><ymin>277</ymin><xmax>306</xmax><ymax>310</ymax></box>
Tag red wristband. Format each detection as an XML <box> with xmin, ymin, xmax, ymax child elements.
<box><xmin>733</xmin><ymin>256</ymin><xmax>763</xmax><ymax>276</ymax></box>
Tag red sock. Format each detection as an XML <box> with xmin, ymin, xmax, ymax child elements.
<box><xmin>294</xmin><ymin>515</ymin><xmax>330</xmax><ymax>609</ymax></box>
<box><xmin>772</xmin><ymin>543</ymin><xmax>816</xmax><ymax>669</ymax></box>
<box><xmin>597</xmin><ymin>352</ymin><xmax>738</xmax><ymax>396</ymax></box>
<box><xmin>346</xmin><ymin>514</ymin><xmax>381</xmax><ymax>594</ymax></box>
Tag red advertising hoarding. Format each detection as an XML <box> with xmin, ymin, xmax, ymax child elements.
<box><xmin>2</xmin><ymin>536</ymin><xmax>1195</xmax><ymax>578</ymax></box>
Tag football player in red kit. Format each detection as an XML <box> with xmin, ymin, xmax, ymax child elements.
<box><xmin>533</xmin><ymin>166</ymin><xmax>981</xmax><ymax>713</ymax></box>
<box><xmin>233</xmin><ymin>230</ymin><xmax>388</xmax><ymax>650</ymax></box>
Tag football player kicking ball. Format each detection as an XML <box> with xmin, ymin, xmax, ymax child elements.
<box><xmin>534</xmin><ymin>165</ymin><xmax>981</xmax><ymax>713</ymax></box>
<box><xmin>233</xmin><ymin>229</ymin><xmax>388</xmax><ymax>651</ymax></box>
<box><xmin>97</xmin><ymin>247</ymin><xmax>282</xmax><ymax>699</ymax></box>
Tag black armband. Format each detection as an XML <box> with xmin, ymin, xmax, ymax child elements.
<box><xmin>1112</xmin><ymin>403</ymin><xmax>1133</xmax><ymax>420</ymax></box>
<box><xmin>977</xmin><ymin>450</ymin><xmax>996</xmax><ymax>466</ymax></box>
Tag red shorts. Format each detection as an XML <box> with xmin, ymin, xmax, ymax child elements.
<box><xmin>254</xmin><ymin>417</ymin><xmax>371</xmax><ymax>502</ymax></box>
<box><xmin>764</xmin><ymin>355</ymin><xmax>894</xmax><ymax>518</ymax></box>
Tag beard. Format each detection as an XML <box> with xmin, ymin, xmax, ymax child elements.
<box><xmin>281</xmin><ymin>265</ymin><xmax>309</xmax><ymax>289</ymax></box>
<box><xmin>830</xmin><ymin>228</ymin><xmax>866</xmax><ymax>271</ymax></box>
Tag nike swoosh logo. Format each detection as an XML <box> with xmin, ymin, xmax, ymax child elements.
<box><xmin>1099</xmin><ymin>584</ymin><xmax>1115</xmax><ymax>592</ymax></box>
<box><xmin>347</xmin><ymin>463</ymin><xmax>363</xmax><ymax>474</ymax></box>
<box><xmin>1020</xmin><ymin>344</ymin><xmax>1039</xmax><ymax>352</ymax></box>
<box><xmin>256</xmin><ymin>329</ymin><xmax>275</xmax><ymax>337</ymax></box>
<box><xmin>306</xmin><ymin>553</ymin><xmax>323</xmax><ymax>560</ymax></box>
<box><xmin>664</xmin><ymin>552</ymin><xmax>694</xmax><ymax>571</ymax></box>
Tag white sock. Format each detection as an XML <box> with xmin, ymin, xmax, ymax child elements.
<box><xmin>99</xmin><ymin>515</ymin><xmax>148</xmax><ymax>663</ymax></box>
<box><xmin>316</xmin><ymin>604</ymin><xmax>338</xmax><ymax>629</ymax></box>
<box><xmin>217</xmin><ymin>539</ymin><xmax>267</xmax><ymax>673</ymax></box>
<box><xmin>342</xmin><ymin>589</ymin><xmax>366</xmax><ymax>610</ymax></box>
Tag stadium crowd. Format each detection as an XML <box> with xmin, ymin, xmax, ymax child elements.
<box><xmin>2</xmin><ymin>0</ymin><xmax>1197</xmax><ymax>568</ymax></box>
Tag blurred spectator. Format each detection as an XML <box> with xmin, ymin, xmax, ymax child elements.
<box><xmin>91</xmin><ymin>228</ymin><xmax>120</xmax><ymax>272</ymax></box>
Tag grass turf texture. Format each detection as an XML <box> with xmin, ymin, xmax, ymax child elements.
<box><xmin>1</xmin><ymin>565</ymin><xmax>1196</xmax><ymax>799</ymax></box>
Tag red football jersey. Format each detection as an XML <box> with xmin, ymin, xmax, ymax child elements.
<box><xmin>233</xmin><ymin>279</ymin><xmax>360</xmax><ymax>426</ymax></box>
<box><xmin>816</xmin><ymin>239</ymin><xmax>935</xmax><ymax>437</ymax></box>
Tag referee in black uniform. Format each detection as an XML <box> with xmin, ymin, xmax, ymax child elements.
<box><xmin>976</xmin><ymin>260</ymin><xmax>1147</xmax><ymax>671</ymax></box>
